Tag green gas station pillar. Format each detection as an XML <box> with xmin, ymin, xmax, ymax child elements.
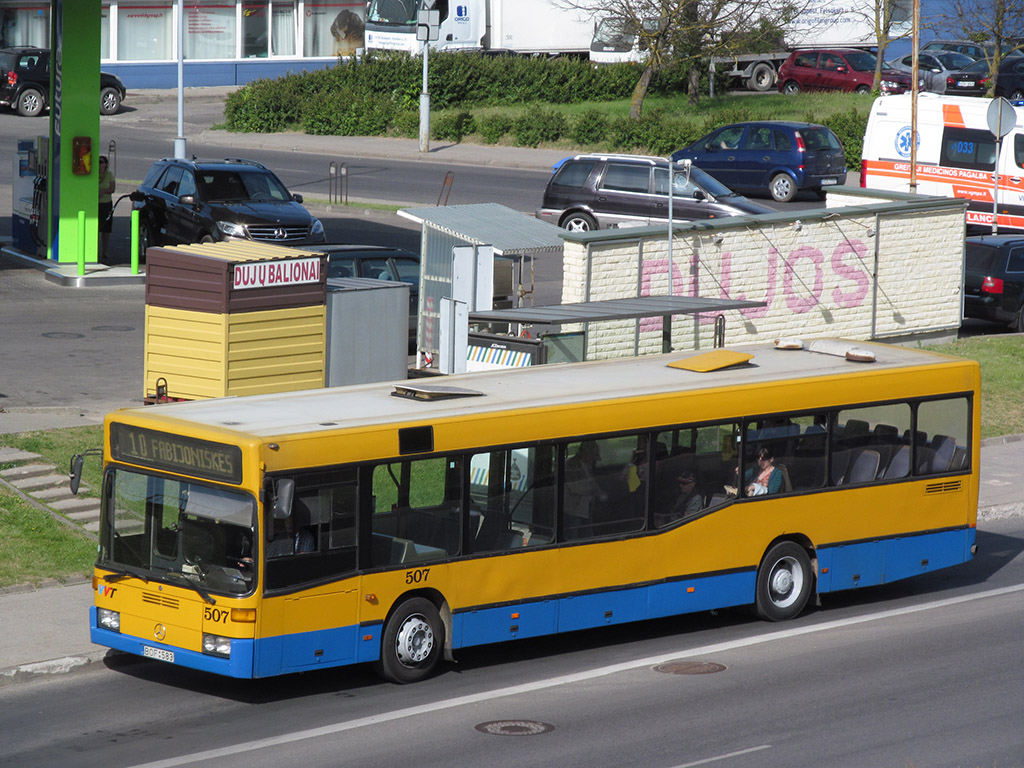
<box><xmin>47</xmin><ymin>0</ymin><xmax>101</xmax><ymax>265</ymax></box>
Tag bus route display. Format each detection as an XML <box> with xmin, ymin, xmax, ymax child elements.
<box><xmin>109</xmin><ymin>423</ymin><xmax>242</xmax><ymax>484</ymax></box>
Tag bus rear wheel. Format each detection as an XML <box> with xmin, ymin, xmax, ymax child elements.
<box><xmin>375</xmin><ymin>597</ymin><xmax>443</xmax><ymax>684</ymax></box>
<box><xmin>755</xmin><ymin>541</ymin><xmax>813</xmax><ymax>621</ymax></box>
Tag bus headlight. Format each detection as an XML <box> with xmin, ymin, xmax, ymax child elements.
<box><xmin>202</xmin><ymin>634</ymin><xmax>232</xmax><ymax>658</ymax></box>
<box><xmin>97</xmin><ymin>608</ymin><xmax>121</xmax><ymax>632</ymax></box>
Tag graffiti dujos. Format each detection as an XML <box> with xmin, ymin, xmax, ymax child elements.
<box><xmin>638</xmin><ymin>239</ymin><xmax>870</xmax><ymax>331</ymax></box>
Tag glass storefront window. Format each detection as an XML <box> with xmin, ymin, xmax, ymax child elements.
<box><xmin>271</xmin><ymin>1</ymin><xmax>294</xmax><ymax>55</ymax></box>
<box><xmin>101</xmin><ymin>4</ymin><xmax>110</xmax><ymax>59</ymax></box>
<box><xmin>303</xmin><ymin>1</ymin><xmax>364</xmax><ymax>58</ymax></box>
<box><xmin>185</xmin><ymin>1</ymin><xmax>236</xmax><ymax>59</ymax></box>
<box><xmin>242</xmin><ymin>2</ymin><xmax>267</xmax><ymax>58</ymax></box>
<box><xmin>1</xmin><ymin>3</ymin><xmax>50</xmax><ymax>48</ymax></box>
<box><xmin>118</xmin><ymin>1</ymin><xmax>173</xmax><ymax>61</ymax></box>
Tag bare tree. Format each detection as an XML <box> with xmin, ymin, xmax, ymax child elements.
<box><xmin>564</xmin><ymin>0</ymin><xmax>798</xmax><ymax>117</ymax></box>
<box><xmin>868</xmin><ymin>0</ymin><xmax>912</xmax><ymax>89</ymax></box>
<box><xmin>933</xmin><ymin>0</ymin><xmax>1024</xmax><ymax>96</ymax></box>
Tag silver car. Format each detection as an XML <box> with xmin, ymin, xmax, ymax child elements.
<box><xmin>887</xmin><ymin>51</ymin><xmax>974</xmax><ymax>93</ymax></box>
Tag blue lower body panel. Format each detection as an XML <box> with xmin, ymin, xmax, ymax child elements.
<box><xmin>817</xmin><ymin>527</ymin><xmax>974</xmax><ymax>593</ymax></box>
<box><xmin>453</xmin><ymin>569</ymin><xmax>756</xmax><ymax>649</ymax></box>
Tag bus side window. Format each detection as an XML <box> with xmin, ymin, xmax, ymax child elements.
<box><xmin>831</xmin><ymin>403</ymin><xmax>911</xmax><ymax>485</ymax></box>
<box><xmin>370</xmin><ymin>458</ymin><xmax>460</xmax><ymax>566</ymax></box>
<box><xmin>916</xmin><ymin>397</ymin><xmax>970</xmax><ymax>475</ymax></box>
<box><xmin>562</xmin><ymin>435</ymin><xmax>644</xmax><ymax>541</ymax></box>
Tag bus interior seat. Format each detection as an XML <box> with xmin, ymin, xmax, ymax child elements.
<box><xmin>831</xmin><ymin>449</ymin><xmax>852</xmax><ymax>485</ymax></box>
<box><xmin>929</xmin><ymin>436</ymin><xmax>957</xmax><ymax>473</ymax></box>
<box><xmin>950</xmin><ymin>444</ymin><xmax>968</xmax><ymax>470</ymax></box>
<box><xmin>881</xmin><ymin>444</ymin><xmax>910</xmax><ymax>479</ymax></box>
<box><xmin>775</xmin><ymin>463</ymin><xmax>793</xmax><ymax>492</ymax></box>
<box><xmin>845</xmin><ymin>449</ymin><xmax>881</xmax><ymax>484</ymax></box>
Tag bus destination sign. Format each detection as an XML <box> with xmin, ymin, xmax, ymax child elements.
<box><xmin>110</xmin><ymin>423</ymin><xmax>243</xmax><ymax>484</ymax></box>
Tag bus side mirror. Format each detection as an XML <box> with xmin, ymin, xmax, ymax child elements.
<box><xmin>69</xmin><ymin>454</ymin><xmax>85</xmax><ymax>495</ymax></box>
<box><xmin>68</xmin><ymin>448</ymin><xmax>101</xmax><ymax>495</ymax></box>
<box><xmin>272</xmin><ymin>478</ymin><xmax>295</xmax><ymax>520</ymax></box>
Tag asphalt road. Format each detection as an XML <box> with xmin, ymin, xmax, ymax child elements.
<box><xmin>1</xmin><ymin>517</ymin><xmax>1022</xmax><ymax>768</ymax></box>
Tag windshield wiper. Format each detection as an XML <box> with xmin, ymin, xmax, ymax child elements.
<box><xmin>160</xmin><ymin>569</ymin><xmax>217</xmax><ymax>605</ymax></box>
<box><xmin>102</xmin><ymin>568</ymin><xmax>149</xmax><ymax>584</ymax></box>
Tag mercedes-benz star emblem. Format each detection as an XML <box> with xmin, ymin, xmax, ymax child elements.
<box><xmin>274</xmin><ymin>227</ymin><xmax>286</xmax><ymax>239</ymax></box>
<box><xmin>154</xmin><ymin>624</ymin><xmax>166</xmax><ymax>641</ymax></box>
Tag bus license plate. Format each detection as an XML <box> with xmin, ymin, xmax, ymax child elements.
<box><xmin>143</xmin><ymin>645</ymin><xmax>175</xmax><ymax>663</ymax></box>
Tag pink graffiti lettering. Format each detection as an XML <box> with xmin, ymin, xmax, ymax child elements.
<box><xmin>831</xmin><ymin>240</ymin><xmax>871</xmax><ymax>308</ymax></box>
<box><xmin>783</xmin><ymin>246</ymin><xmax>824</xmax><ymax>314</ymax></box>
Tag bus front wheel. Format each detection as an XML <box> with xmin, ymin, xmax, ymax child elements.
<box><xmin>755</xmin><ymin>541</ymin><xmax>813</xmax><ymax>621</ymax></box>
<box><xmin>375</xmin><ymin>597</ymin><xmax>443</xmax><ymax>684</ymax></box>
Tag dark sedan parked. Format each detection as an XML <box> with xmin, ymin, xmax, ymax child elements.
<box><xmin>963</xmin><ymin>235</ymin><xmax>1024</xmax><ymax>331</ymax></box>
<box><xmin>319</xmin><ymin>244</ymin><xmax>420</xmax><ymax>348</ymax></box>
<box><xmin>671</xmin><ymin>121</ymin><xmax>847</xmax><ymax>203</ymax></box>
<box><xmin>947</xmin><ymin>56</ymin><xmax>1024</xmax><ymax>99</ymax></box>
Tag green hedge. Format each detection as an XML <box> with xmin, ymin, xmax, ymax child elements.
<box><xmin>222</xmin><ymin>50</ymin><xmax>871</xmax><ymax>162</ymax></box>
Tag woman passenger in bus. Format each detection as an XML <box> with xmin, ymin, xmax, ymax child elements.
<box><xmin>743</xmin><ymin>446</ymin><xmax>783</xmax><ymax>496</ymax></box>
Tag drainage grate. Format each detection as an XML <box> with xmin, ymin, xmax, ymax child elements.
<box><xmin>653</xmin><ymin>661</ymin><xmax>727</xmax><ymax>675</ymax></box>
<box><xmin>475</xmin><ymin>720</ymin><xmax>555</xmax><ymax>736</ymax></box>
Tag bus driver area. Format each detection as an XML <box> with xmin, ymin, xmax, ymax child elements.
<box><xmin>85</xmin><ymin>338</ymin><xmax>978</xmax><ymax>684</ymax></box>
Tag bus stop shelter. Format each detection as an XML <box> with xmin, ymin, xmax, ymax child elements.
<box><xmin>468</xmin><ymin>295</ymin><xmax>767</xmax><ymax>364</ymax></box>
<box><xmin>398</xmin><ymin>203</ymin><xmax>565</xmax><ymax>359</ymax></box>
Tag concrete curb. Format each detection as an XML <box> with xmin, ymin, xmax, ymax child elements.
<box><xmin>0</xmin><ymin>651</ymin><xmax>112</xmax><ymax>688</ymax></box>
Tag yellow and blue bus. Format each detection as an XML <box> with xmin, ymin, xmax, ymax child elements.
<box><xmin>84</xmin><ymin>338</ymin><xmax>978</xmax><ymax>683</ymax></box>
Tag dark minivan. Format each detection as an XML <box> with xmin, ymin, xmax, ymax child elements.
<box><xmin>671</xmin><ymin>121</ymin><xmax>847</xmax><ymax>202</ymax></box>
<box><xmin>535</xmin><ymin>153</ymin><xmax>772</xmax><ymax>232</ymax></box>
<box><xmin>963</xmin><ymin>235</ymin><xmax>1024</xmax><ymax>331</ymax></box>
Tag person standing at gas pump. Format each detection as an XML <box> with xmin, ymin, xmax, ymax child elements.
<box><xmin>98</xmin><ymin>156</ymin><xmax>115</xmax><ymax>262</ymax></box>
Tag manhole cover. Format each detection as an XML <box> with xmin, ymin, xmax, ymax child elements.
<box><xmin>92</xmin><ymin>325</ymin><xmax>135</xmax><ymax>332</ymax></box>
<box><xmin>475</xmin><ymin>720</ymin><xmax>554</xmax><ymax>736</ymax></box>
<box><xmin>42</xmin><ymin>332</ymin><xmax>85</xmax><ymax>339</ymax></box>
<box><xmin>653</xmin><ymin>661</ymin><xmax>727</xmax><ymax>675</ymax></box>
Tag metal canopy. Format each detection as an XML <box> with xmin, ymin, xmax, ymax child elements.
<box><xmin>469</xmin><ymin>295</ymin><xmax>767</xmax><ymax>357</ymax></box>
<box><xmin>398</xmin><ymin>203</ymin><xmax>565</xmax><ymax>255</ymax></box>
<box><xmin>468</xmin><ymin>296</ymin><xmax>765</xmax><ymax>324</ymax></box>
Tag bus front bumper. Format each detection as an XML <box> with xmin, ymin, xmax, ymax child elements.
<box><xmin>91</xmin><ymin>607</ymin><xmax>255</xmax><ymax>678</ymax></box>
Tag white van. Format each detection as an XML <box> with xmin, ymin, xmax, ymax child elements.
<box><xmin>861</xmin><ymin>93</ymin><xmax>1024</xmax><ymax>230</ymax></box>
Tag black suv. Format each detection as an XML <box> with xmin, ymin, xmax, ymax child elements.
<box><xmin>132</xmin><ymin>158</ymin><xmax>326</xmax><ymax>255</ymax></box>
<box><xmin>0</xmin><ymin>46</ymin><xmax>126</xmax><ymax>117</ymax></box>
<box><xmin>535</xmin><ymin>153</ymin><xmax>773</xmax><ymax>232</ymax></box>
<box><xmin>963</xmin><ymin>235</ymin><xmax>1024</xmax><ymax>331</ymax></box>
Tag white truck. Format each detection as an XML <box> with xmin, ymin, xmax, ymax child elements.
<box><xmin>590</xmin><ymin>0</ymin><xmax>912</xmax><ymax>91</ymax></box>
<box><xmin>364</xmin><ymin>0</ymin><xmax>595</xmax><ymax>55</ymax></box>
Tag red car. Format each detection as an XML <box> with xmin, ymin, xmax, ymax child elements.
<box><xmin>778</xmin><ymin>48</ymin><xmax>915</xmax><ymax>95</ymax></box>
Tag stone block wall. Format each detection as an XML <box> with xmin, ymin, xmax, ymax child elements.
<box><xmin>560</xmin><ymin>194</ymin><xmax>965</xmax><ymax>359</ymax></box>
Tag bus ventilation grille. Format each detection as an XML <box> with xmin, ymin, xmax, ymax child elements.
<box><xmin>924</xmin><ymin>480</ymin><xmax>963</xmax><ymax>494</ymax></box>
<box><xmin>142</xmin><ymin>593</ymin><xmax>181</xmax><ymax>610</ymax></box>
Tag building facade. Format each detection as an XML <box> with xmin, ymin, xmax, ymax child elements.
<box><xmin>0</xmin><ymin>1</ymin><xmax>365</xmax><ymax>87</ymax></box>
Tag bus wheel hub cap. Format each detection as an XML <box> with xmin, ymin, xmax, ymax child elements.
<box><xmin>396</xmin><ymin>616</ymin><xmax>433</xmax><ymax>665</ymax></box>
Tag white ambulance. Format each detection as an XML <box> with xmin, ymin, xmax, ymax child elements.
<box><xmin>861</xmin><ymin>92</ymin><xmax>1024</xmax><ymax>230</ymax></box>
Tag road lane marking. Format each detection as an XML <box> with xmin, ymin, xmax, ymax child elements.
<box><xmin>126</xmin><ymin>583</ymin><xmax>1024</xmax><ymax>768</ymax></box>
<box><xmin>671</xmin><ymin>745</ymin><xmax>772</xmax><ymax>767</ymax></box>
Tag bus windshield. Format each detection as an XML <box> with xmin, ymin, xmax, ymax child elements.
<box><xmin>367</xmin><ymin>0</ymin><xmax>419</xmax><ymax>24</ymax></box>
<box><xmin>99</xmin><ymin>468</ymin><xmax>257</xmax><ymax>596</ymax></box>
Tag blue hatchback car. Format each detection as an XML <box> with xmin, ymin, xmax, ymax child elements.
<box><xmin>671</xmin><ymin>121</ymin><xmax>847</xmax><ymax>202</ymax></box>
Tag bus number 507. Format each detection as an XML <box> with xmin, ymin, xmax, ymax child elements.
<box><xmin>406</xmin><ymin>568</ymin><xmax>430</xmax><ymax>584</ymax></box>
